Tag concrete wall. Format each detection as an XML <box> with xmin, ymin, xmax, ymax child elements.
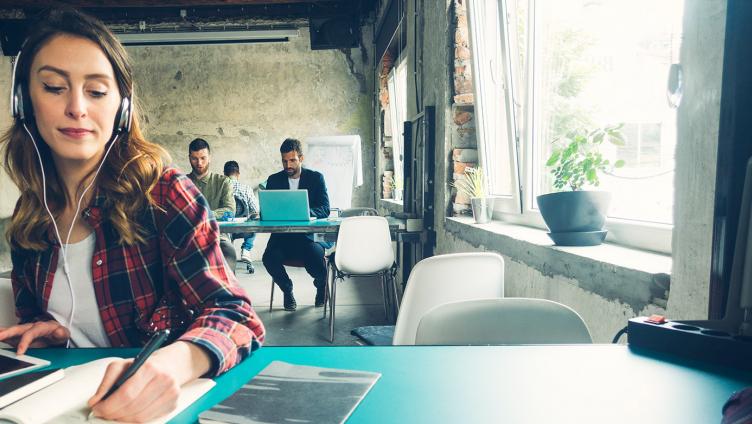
<box><xmin>667</xmin><ymin>0</ymin><xmax>726</xmax><ymax>319</ymax></box>
<box><xmin>409</xmin><ymin>0</ymin><xmax>726</xmax><ymax>342</ymax></box>
<box><xmin>0</xmin><ymin>29</ymin><xmax>374</xmax><ymax>267</ymax></box>
<box><xmin>131</xmin><ymin>30</ymin><xmax>373</xmax><ymax>205</ymax></box>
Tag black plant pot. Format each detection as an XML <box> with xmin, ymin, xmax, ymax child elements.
<box><xmin>536</xmin><ymin>191</ymin><xmax>611</xmax><ymax>246</ymax></box>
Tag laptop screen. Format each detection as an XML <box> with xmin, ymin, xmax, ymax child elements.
<box><xmin>258</xmin><ymin>190</ymin><xmax>312</xmax><ymax>221</ymax></box>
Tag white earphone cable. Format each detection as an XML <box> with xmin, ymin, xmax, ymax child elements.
<box><xmin>23</xmin><ymin>122</ymin><xmax>121</xmax><ymax>348</ymax></box>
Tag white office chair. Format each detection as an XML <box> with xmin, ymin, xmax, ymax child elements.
<box><xmin>392</xmin><ymin>252</ymin><xmax>505</xmax><ymax>345</ymax></box>
<box><xmin>1</xmin><ymin>277</ymin><xmax>18</xmax><ymax>327</ymax></box>
<box><xmin>328</xmin><ymin>216</ymin><xmax>396</xmax><ymax>343</ymax></box>
<box><xmin>415</xmin><ymin>298</ymin><xmax>592</xmax><ymax>345</ymax></box>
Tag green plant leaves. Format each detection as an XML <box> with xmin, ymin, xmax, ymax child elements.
<box><xmin>545</xmin><ymin>124</ymin><xmax>626</xmax><ymax>191</ymax></box>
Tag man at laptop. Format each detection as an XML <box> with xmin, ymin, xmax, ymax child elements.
<box><xmin>262</xmin><ymin>138</ymin><xmax>330</xmax><ymax>311</ymax></box>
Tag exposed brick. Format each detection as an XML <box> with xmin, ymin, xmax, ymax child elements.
<box><xmin>452</xmin><ymin>130</ymin><xmax>477</xmax><ymax>148</ymax></box>
<box><xmin>453</xmin><ymin>93</ymin><xmax>474</xmax><ymax>105</ymax></box>
<box><xmin>454</xmin><ymin>64</ymin><xmax>471</xmax><ymax>80</ymax></box>
<box><xmin>455</xmin><ymin>27</ymin><xmax>468</xmax><ymax>45</ymax></box>
<box><xmin>452</xmin><ymin>202</ymin><xmax>472</xmax><ymax>216</ymax></box>
<box><xmin>455</xmin><ymin>46</ymin><xmax>471</xmax><ymax>60</ymax></box>
<box><xmin>454</xmin><ymin>78</ymin><xmax>473</xmax><ymax>95</ymax></box>
<box><xmin>453</xmin><ymin>110</ymin><xmax>473</xmax><ymax>126</ymax></box>
<box><xmin>453</xmin><ymin>148</ymin><xmax>478</xmax><ymax>163</ymax></box>
<box><xmin>453</xmin><ymin>161</ymin><xmax>477</xmax><ymax>174</ymax></box>
<box><xmin>454</xmin><ymin>190</ymin><xmax>472</xmax><ymax>205</ymax></box>
<box><xmin>457</xmin><ymin>13</ymin><xmax>467</xmax><ymax>28</ymax></box>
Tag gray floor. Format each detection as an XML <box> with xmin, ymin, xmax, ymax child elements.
<box><xmin>233</xmin><ymin>260</ymin><xmax>391</xmax><ymax>346</ymax></box>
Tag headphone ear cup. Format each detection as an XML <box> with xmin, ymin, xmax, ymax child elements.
<box><xmin>114</xmin><ymin>96</ymin><xmax>132</xmax><ymax>134</ymax></box>
<box><xmin>13</xmin><ymin>82</ymin><xmax>27</xmax><ymax>121</ymax></box>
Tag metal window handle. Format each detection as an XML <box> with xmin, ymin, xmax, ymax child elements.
<box><xmin>667</xmin><ymin>63</ymin><xmax>683</xmax><ymax>108</ymax></box>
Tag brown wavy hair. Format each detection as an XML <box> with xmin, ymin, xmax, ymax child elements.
<box><xmin>1</xmin><ymin>9</ymin><xmax>170</xmax><ymax>251</ymax></box>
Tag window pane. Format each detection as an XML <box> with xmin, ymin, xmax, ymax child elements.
<box><xmin>388</xmin><ymin>58</ymin><xmax>408</xmax><ymax>193</ymax></box>
<box><xmin>532</xmin><ymin>0</ymin><xmax>683</xmax><ymax>224</ymax></box>
<box><xmin>467</xmin><ymin>0</ymin><xmax>515</xmax><ymax>197</ymax></box>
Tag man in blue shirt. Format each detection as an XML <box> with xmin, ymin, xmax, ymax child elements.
<box><xmin>224</xmin><ymin>161</ymin><xmax>259</xmax><ymax>273</ymax></box>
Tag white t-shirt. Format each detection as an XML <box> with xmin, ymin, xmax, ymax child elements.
<box><xmin>288</xmin><ymin>177</ymin><xmax>300</xmax><ymax>190</ymax></box>
<box><xmin>47</xmin><ymin>232</ymin><xmax>111</xmax><ymax>348</ymax></box>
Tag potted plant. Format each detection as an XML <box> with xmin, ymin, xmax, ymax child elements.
<box><xmin>537</xmin><ymin>124</ymin><xmax>625</xmax><ymax>246</ymax></box>
<box><xmin>453</xmin><ymin>167</ymin><xmax>493</xmax><ymax>224</ymax></box>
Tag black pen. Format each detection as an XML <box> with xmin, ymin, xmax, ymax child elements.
<box><xmin>88</xmin><ymin>329</ymin><xmax>170</xmax><ymax>419</ymax></box>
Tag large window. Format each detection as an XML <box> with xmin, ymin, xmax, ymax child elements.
<box><xmin>468</xmin><ymin>0</ymin><xmax>684</xmax><ymax>253</ymax></box>
<box><xmin>387</xmin><ymin>56</ymin><xmax>408</xmax><ymax>197</ymax></box>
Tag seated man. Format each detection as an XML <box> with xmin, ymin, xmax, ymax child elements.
<box><xmin>224</xmin><ymin>160</ymin><xmax>259</xmax><ymax>273</ymax></box>
<box><xmin>262</xmin><ymin>138</ymin><xmax>330</xmax><ymax>311</ymax></box>
<box><xmin>187</xmin><ymin>138</ymin><xmax>237</xmax><ymax>272</ymax></box>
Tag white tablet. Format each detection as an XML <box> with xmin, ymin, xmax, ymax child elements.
<box><xmin>0</xmin><ymin>349</ymin><xmax>50</xmax><ymax>381</ymax></box>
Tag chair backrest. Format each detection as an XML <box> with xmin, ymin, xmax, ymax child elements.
<box><xmin>415</xmin><ymin>298</ymin><xmax>592</xmax><ymax>345</ymax></box>
<box><xmin>334</xmin><ymin>216</ymin><xmax>394</xmax><ymax>274</ymax></box>
<box><xmin>392</xmin><ymin>252</ymin><xmax>505</xmax><ymax>345</ymax></box>
<box><xmin>339</xmin><ymin>207</ymin><xmax>379</xmax><ymax>218</ymax></box>
<box><xmin>0</xmin><ymin>278</ymin><xmax>17</xmax><ymax>327</ymax></box>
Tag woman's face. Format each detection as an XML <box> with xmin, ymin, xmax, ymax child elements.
<box><xmin>28</xmin><ymin>34</ymin><xmax>122</xmax><ymax>164</ymax></box>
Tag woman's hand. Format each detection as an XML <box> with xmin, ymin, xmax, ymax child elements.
<box><xmin>87</xmin><ymin>341</ymin><xmax>211</xmax><ymax>423</ymax></box>
<box><xmin>0</xmin><ymin>321</ymin><xmax>70</xmax><ymax>355</ymax></box>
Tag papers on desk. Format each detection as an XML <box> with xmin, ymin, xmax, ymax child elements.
<box><xmin>0</xmin><ymin>357</ymin><xmax>214</xmax><ymax>423</ymax></box>
<box><xmin>199</xmin><ymin>361</ymin><xmax>380</xmax><ymax>424</ymax></box>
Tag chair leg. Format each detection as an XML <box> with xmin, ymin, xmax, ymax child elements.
<box><xmin>269</xmin><ymin>280</ymin><xmax>275</xmax><ymax>312</ymax></box>
<box><xmin>379</xmin><ymin>272</ymin><xmax>389</xmax><ymax>320</ymax></box>
<box><xmin>323</xmin><ymin>262</ymin><xmax>330</xmax><ymax>319</ymax></box>
<box><xmin>329</xmin><ymin>276</ymin><xmax>338</xmax><ymax>343</ymax></box>
<box><xmin>389</xmin><ymin>271</ymin><xmax>400</xmax><ymax>322</ymax></box>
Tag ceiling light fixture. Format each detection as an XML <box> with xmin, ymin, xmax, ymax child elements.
<box><xmin>116</xmin><ymin>28</ymin><xmax>299</xmax><ymax>46</ymax></box>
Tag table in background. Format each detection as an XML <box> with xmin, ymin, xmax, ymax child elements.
<box><xmin>218</xmin><ymin>216</ymin><xmax>416</xmax><ymax>241</ymax></box>
<box><xmin>30</xmin><ymin>345</ymin><xmax>752</xmax><ymax>423</ymax></box>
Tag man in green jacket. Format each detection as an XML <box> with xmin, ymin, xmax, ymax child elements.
<box><xmin>187</xmin><ymin>138</ymin><xmax>237</xmax><ymax>272</ymax></box>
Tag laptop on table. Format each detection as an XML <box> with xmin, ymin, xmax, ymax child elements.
<box><xmin>258</xmin><ymin>190</ymin><xmax>315</xmax><ymax>221</ymax></box>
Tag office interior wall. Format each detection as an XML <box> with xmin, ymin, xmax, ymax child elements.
<box><xmin>131</xmin><ymin>29</ymin><xmax>374</xmax><ymax>208</ymax></box>
<box><xmin>404</xmin><ymin>0</ymin><xmax>725</xmax><ymax>342</ymax></box>
<box><xmin>0</xmin><ymin>29</ymin><xmax>375</xmax><ymax>269</ymax></box>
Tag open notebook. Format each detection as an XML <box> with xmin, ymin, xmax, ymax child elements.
<box><xmin>0</xmin><ymin>357</ymin><xmax>214</xmax><ymax>424</ymax></box>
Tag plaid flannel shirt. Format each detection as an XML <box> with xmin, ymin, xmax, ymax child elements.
<box><xmin>10</xmin><ymin>167</ymin><xmax>265</xmax><ymax>376</ymax></box>
<box><xmin>229</xmin><ymin>179</ymin><xmax>258</xmax><ymax>216</ymax></box>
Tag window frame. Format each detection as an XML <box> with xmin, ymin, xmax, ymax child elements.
<box><xmin>466</xmin><ymin>0</ymin><xmax>522</xmax><ymax>214</ymax></box>
<box><xmin>472</xmin><ymin>0</ymin><xmax>675</xmax><ymax>254</ymax></box>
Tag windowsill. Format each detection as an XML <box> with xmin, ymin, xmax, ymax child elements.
<box><xmin>445</xmin><ymin>217</ymin><xmax>671</xmax><ymax>312</ymax></box>
<box><xmin>380</xmin><ymin>198</ymin><xmax>404</xmax><ymax>214</ymax></box>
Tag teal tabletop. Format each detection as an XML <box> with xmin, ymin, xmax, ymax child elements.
<box><xmin>26</xmin><ymin>344</ymin><xmax>752</xmax><ymax>423</ymax></box>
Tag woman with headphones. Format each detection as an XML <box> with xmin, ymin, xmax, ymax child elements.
<box><xmin>0</xmin><ymin>8</ymin><xmax>265</xmax><ymax>422</ymax></box>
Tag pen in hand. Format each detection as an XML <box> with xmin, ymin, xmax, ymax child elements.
<box><xmin>88</xmin><ymin>329</ymin><xmax>170</xmax><ymax>420</ymax></box>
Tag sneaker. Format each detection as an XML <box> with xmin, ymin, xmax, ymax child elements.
<box><xmin>240</xmin><ymin>249</ymin><xmax>252</xmax><ymax>264</ymax></box>
<box><xmin>283</xmin><ymin>290</ymin><xmax>297</xmax><ymax>311</ymax></box>
<box><xmin>314</xmin><ymin>287</ymin><xmax>326</xmax><ymax>308</ymax></box>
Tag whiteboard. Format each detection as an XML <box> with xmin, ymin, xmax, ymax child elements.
<box><xmin>304</xmin><ymin>135</ymin><xmax>363</xmax><ymax>210</ymax></box>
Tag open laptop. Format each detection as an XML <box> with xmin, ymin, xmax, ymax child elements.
<box><xmin>258</xmin><ymin>190</ymin><xmax>314</xmax><ymax>221</ymax></box>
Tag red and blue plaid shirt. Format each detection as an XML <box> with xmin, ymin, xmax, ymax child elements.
<box><xmin>10</xmin><ymin>167</ymin><xmax>265</xmax><ymax>376</ymax></box>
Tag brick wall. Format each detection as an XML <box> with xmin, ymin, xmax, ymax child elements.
<box><xmin>450</xmin><ymin>0</ymin><xmax>478</xmax><ymax>216</ymax></box>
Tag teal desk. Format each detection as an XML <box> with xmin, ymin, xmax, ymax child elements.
<box><xmin>28</xmin><ymin>345</ymin><xmax>752</xmax><ymax>423</ymax></box>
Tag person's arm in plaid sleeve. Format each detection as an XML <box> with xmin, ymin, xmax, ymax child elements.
<box><xmin>0</xmin><ymin>248</ymin><xmax>70</xmax><ymax>352</ymax></box>
<box><xmin>155</xmin><ymin>170</ymin><xmax>264</xmax><ymax>377</ymax></box>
